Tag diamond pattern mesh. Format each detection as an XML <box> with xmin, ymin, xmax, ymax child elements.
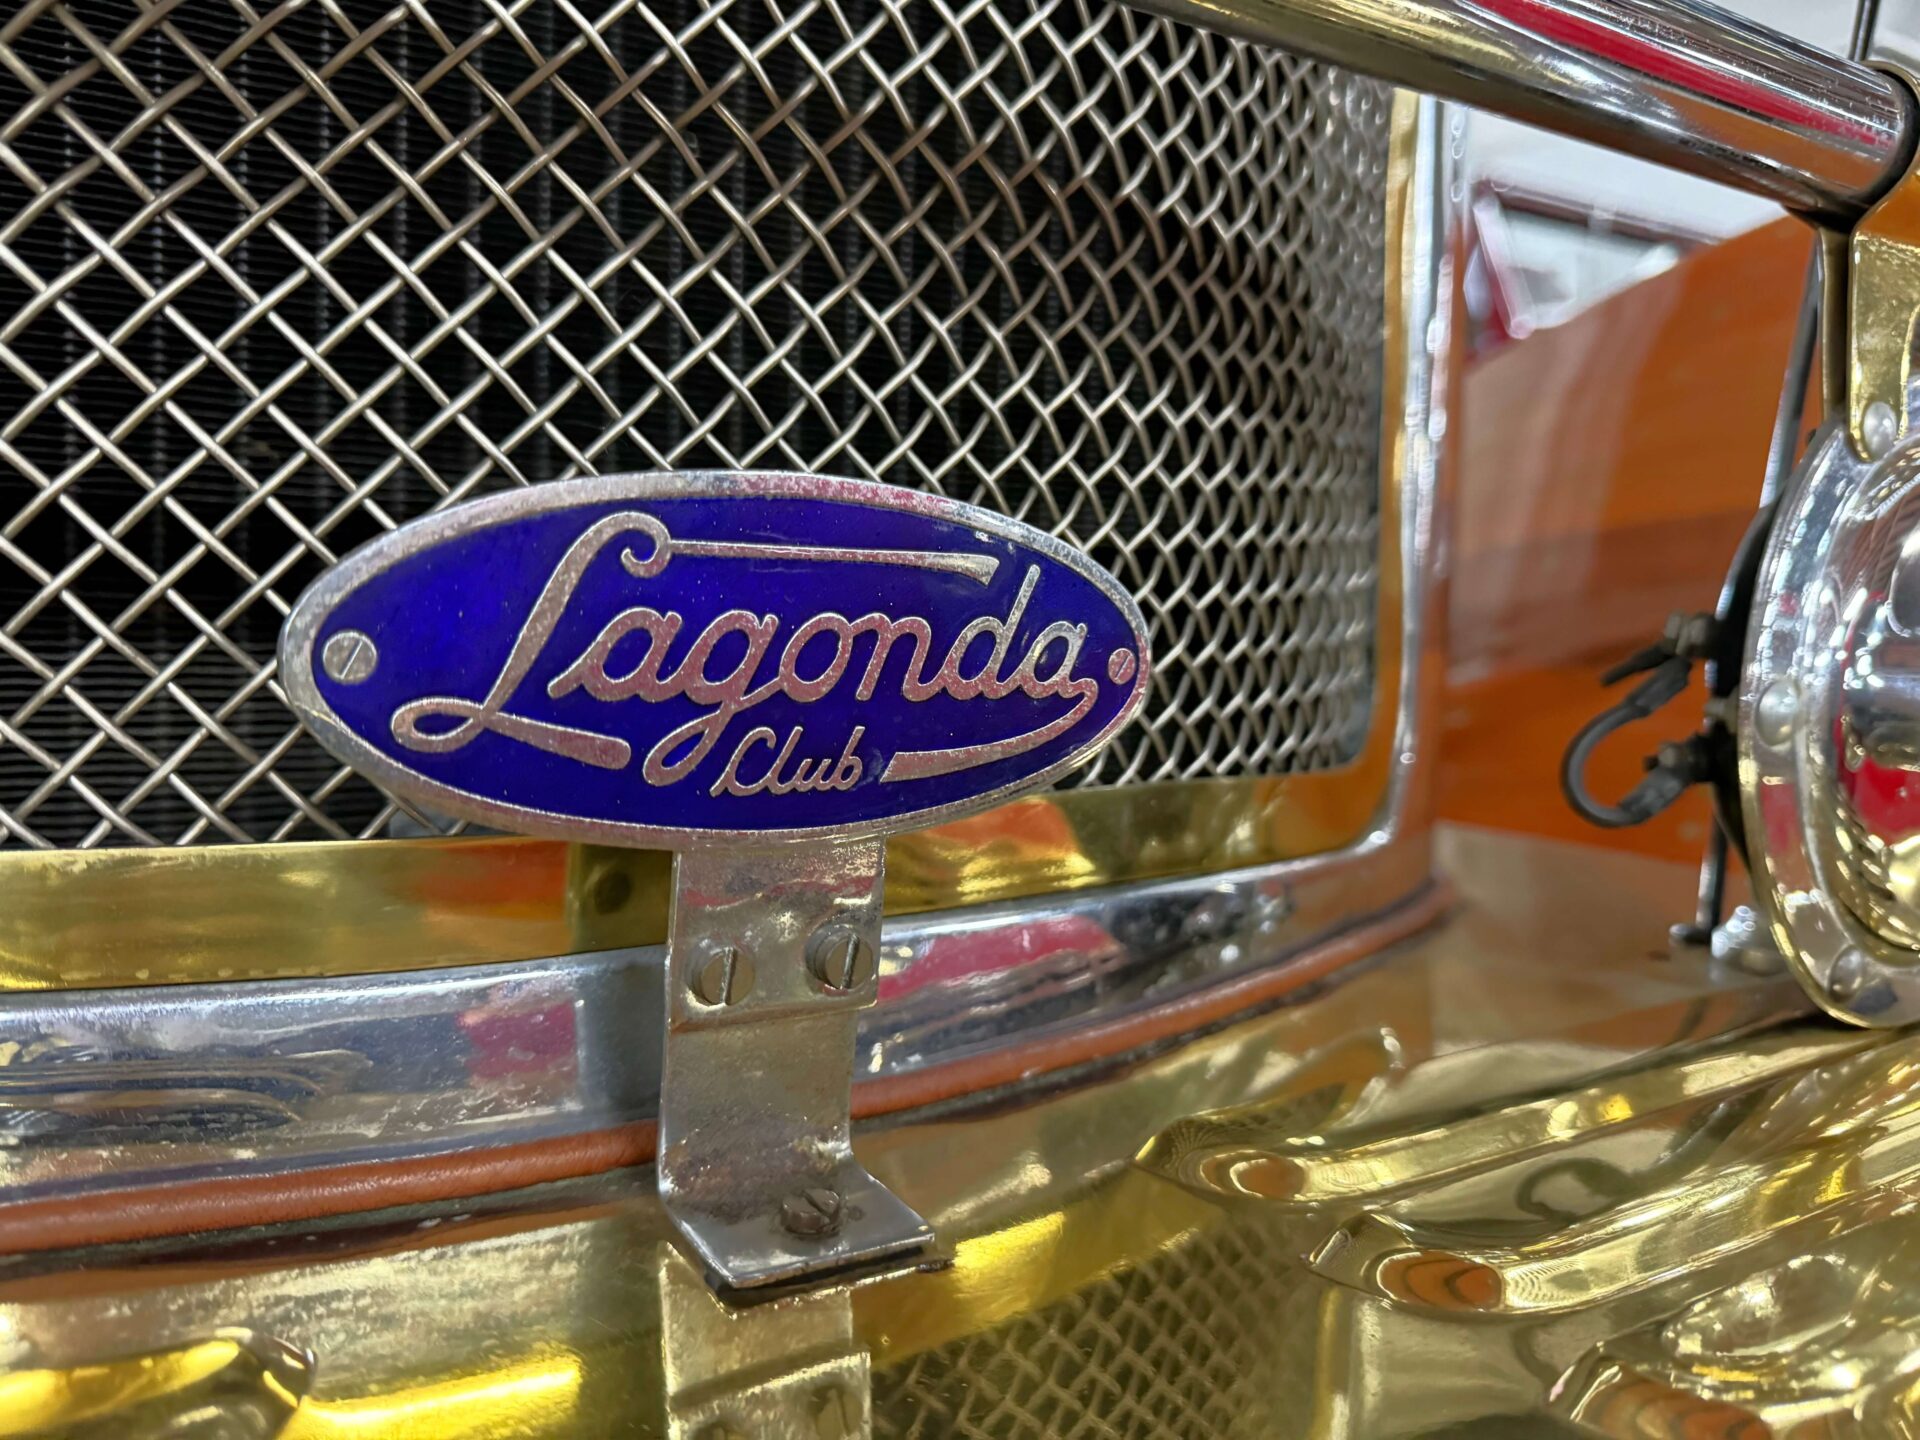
<box><xmin>872</xmin><ymin>1208</ymin><xmax>1310</xmax><ymax>1439</ymax></box>
<box><xmin>0</xmin><ymin>0</ymin><xmax>1390</xmax><ymax>849</ymax></box>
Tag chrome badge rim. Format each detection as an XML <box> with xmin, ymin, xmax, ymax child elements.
<box><xmin>280</xmin><ymin>470</ymin><xmax>1153</xmax><ymax>850</ymax></box>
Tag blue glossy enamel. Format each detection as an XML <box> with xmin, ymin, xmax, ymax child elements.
<box><xmin>281</xmin><ymin>475</ymin><xmax>1150</xmax><ymax>845</ymax></box>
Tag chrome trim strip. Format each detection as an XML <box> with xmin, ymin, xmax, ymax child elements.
<box><xmin>0</xmin><ymin>837</ymin><xmax>1434</xmax><ymax>1213</ymax></box>
<box><xmin>1120</xmin><ymin>0</ymin><xmax>1912</xmax><ymax>223</ymax></box>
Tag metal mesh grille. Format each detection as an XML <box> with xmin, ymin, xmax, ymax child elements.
<box><xmin>872</xmin><ymin>1208</ymin><xmax>1311</xmax><ymax>1438</ymax></box>
<box><xmin>0</xmin><ymin>0</ymin><xmax>1390</xmax><ymax>850</ymax></box>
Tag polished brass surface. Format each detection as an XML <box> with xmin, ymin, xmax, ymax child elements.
<box><xmin>0</xmin><ymin>1330</ymin><xmax>312</xmax><ymax>1439</ymax></box>
<box><xmin>12</xmin><ymin>825</ymin><xmax>1915</xmax><ymax>1438</ymax></box>
<box><xmin>0</xmin><ymin>774</ymin><xmax>1396</xmax><ymax>991</ymax></box>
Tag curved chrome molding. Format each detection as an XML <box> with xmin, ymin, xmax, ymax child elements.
<box><xmin>1118</xmin><ymin>0</ymin><xmax>1913</xmax><ymax>224</ymax></box>
<box><xmin>0</xmin><ymin>843</ymin><xmax>1441</xmax><ymax>1244</ymax></box>
<box><xmin>1741</xmin><ymin>420</ymin><xmax>1920</xmax><ymax>1026</ymax></box>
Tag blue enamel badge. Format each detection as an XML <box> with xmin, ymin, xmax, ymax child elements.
<box><xmin>280</xmin><ymin>473</ymin><xmax>1151</xmax><ymax>845</ymax></box>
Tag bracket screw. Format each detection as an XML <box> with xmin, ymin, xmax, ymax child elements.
<box><xmin>806</xmin><ymin>926</ymin><xmax>875</xmax><ymax>993</ymax></box>
<box><xmin>780</xmin><ymin>1187</ymin><xmax>843</xmax><ymax>1238</ymax></box>
<box><xmin>690</xmin><ymin>946</ymin><xmax>753</xmax><ymax>1007</ymax></box>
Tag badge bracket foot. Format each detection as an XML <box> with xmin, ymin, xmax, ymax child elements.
<box><xmin>657</xmin><ymin>839</ymin><xmax>938</xmax><ymax>1302</ymax></box>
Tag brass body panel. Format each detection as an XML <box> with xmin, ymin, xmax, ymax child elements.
<box><xmin>2</xmin><ymin>827</ymin><xmax>1892</xmax><ymax>1438</ymax></box>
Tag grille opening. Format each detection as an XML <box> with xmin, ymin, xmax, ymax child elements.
<box><xmin>0</xmin><ymin>0</ymin><xmax>1388</xmax><ymax>849</ymax></box>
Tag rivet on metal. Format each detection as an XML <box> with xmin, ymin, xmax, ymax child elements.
<box><xmin>320</xmin><ymin>630</ymin><xmax>379</xmax><ymax>684</ymax></box>
<box><xmin>1864</xmin><ymin>400</ymin><xmax>1899</xmax><ymax>459</ymax></box>
<box><xmin>1754</xmin><ymin>680</ymin><xmax>1799</xmax><ymax>748</ymax></box>
<box><xmin>806</xmin><ymin>927</ymin><xmax>875</xmax><ymax>994</ymax></box>
<box><xmin>1830</xmin><ymin>948</ymin><xmax>1872</xmax><ymax>1002</ymax></box>
<box><xmin>780</xmin><ymin>1187</ymin><xmax>843</xmax><ymax>1238</ymax></box>
<box><xmin>691</xmin><ymin>946</ymin><xmax>754</xmax><ymax>1007</ymax></box>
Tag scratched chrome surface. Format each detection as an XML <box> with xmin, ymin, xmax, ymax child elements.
<box><xmin>0</xmin><ymin>0</ymin><xmax>1390</xmax><ymax>849</ymax></box>
<box><xmin>0</xmin><ymin>820</ymin><xmax>1429</xmax><ymax>1204</ymax></box>
<box><xmin>16</xmin><ymin>826</ymin><xmax>1920</xmax><ymax>1438</ymax></box>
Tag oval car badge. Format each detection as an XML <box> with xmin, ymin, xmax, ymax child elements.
<box><xmin>280</xmin><ymin>472</ymin><xmax>1151</xmax><ymax>846</ymax></box>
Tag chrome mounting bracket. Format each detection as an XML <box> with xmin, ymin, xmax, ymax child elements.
<box><xmin>658</xmin><ymin>840</ymin><xmax>938</xmax><ymax>1301</ymax></box>
<box><xmin>278</xmin><ymin>469</ymin><xmax>1149</xmax><ymax>1301</ymax></box>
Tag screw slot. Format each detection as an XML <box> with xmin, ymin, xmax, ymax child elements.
<box><xmin>806</xmin><ymin>926</ymin><xmax>875</xmax><ymax>993</ymax></box>
<box><xmin>320</xmin><ymin>630</ymin><xmax>378</xmax><ymax>684</ymax></box>
<box><xmin>781</xmin><ymin>1187</ymin><xmax>843</xmax><ymax>1238</ymax></box>
<box><xmin>690</xmin><ymin>946</ymin><xmax>753</xmax><ymax>1007</ymax></box>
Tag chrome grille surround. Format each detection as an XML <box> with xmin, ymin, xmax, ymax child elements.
<box><xmin>0</xmin><ymin>0</ymin><xmax>1391</xmax><ymax>850</ymax></box>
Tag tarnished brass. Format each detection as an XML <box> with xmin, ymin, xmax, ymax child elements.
<box><xmin>1844</xmin><ymin>68</ymin><xmax>1920</xmax><ymax>457</ymax></box>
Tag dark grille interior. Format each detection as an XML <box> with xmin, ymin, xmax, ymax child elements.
<box><xmin>0</xmin><ymin>0</ymin><xmax>1390</xmax><ymax>848</ymax></box>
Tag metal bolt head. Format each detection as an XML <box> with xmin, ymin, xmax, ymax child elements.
<box><xmin>1865</xmin><ymin>400</ymin><xmax>1900</xmax><ymax>460</ymax></box>
<box><xmin>1830</xmin><ymin>948</ymin><xmax>1872</xmax><ymax>1002</ymax></box>
<box><xmin>320</xmin><ymin>630</ymin><xmax>378</xmax><ymax>684</ymax></box>
<box><xmin>691</xmin><ymin>946</ymin><xmax>753</xmax><ymax>1007</ymax></box>
<box><xmin>1754</xmin><ymin>679</ymin><xmax>1798</xmax><ymax>748</ymax></box>
<box><xmin>806</xmin><ymin>926</ymin><xmax>875</xmax><ymax>993</ymax></box>
<box><xmin>780</xmin><ymin>1187</ymin><xmax>843</xmax><ymax>1238</ymax></box>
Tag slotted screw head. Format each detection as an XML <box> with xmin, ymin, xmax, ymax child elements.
<box><xmin>320</xmin><ymin>630</ymin><xmax>378</xmax><ymax>684</ymax></box>
<box><xmin>780</xmin><ymin>1187</ymin><xmax>843</xmax><ymax>1238</ymax></box>
<box><xmin>690</xmin><ymin>946</ymin><xmax>753</xmax><ymax>1007</ymax></box>
<box><xmin>806</xmin><ymin>926</ymin><xmax>875</xmax><ymax>993</ymax></box>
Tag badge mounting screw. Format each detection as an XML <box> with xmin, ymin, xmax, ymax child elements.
<box><xmin>780</xmin><ymin>1187</ymin><xmax>843</xmax><ymax>1238</ymax></box>
<box><xmin>806</xmin><ymin>927</ymin><xmax>875</xmax><ymax>993</ymax></box>
<box><xmin>690</xmin><ymin>946</ymin><xmax>753</xmax><ymax>1007</ymax></box>
<box><xmin>320</xmin><ymin>630</ymin><xmax>378</xmax><ymax>684</ymax></box>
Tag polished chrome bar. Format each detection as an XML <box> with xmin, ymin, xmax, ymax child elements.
<box><xmin>1125</xmin><ymin>0</ymin><xmax>1913</xmax><ymax>221</ymax></box>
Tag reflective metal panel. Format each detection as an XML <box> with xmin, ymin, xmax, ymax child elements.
<box><xmin>0</xmin><ymin>826</ymin><xmax>1855</xmax><ymax>1440</ymax></box>
<box><xmin>0</xmin><ymin>828</ymin><xmax>1436</xmax><ymax>1245</ymax></box>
